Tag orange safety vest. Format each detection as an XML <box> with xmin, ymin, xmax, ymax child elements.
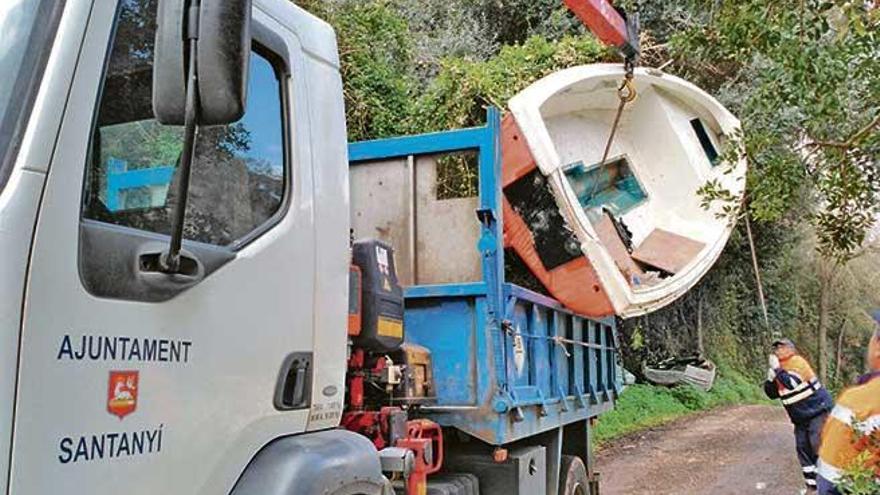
<box><xmin>776</xmin><ymin>355</ymin><xmax>822</xmax><ymax>403</ymax></box>
<box><xmin>766</xmin><ymin>354</ymin><xmax>834</xmax><ymax>425</ymax></box>
<box><xmin>817</xmin><ymin>373</ymin><xmax>880</xmax><ymax>485</ymax></box>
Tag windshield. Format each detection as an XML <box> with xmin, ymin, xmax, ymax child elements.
<box><xmin>0</xmin><ymin>0</ymin><xmax>64</xmax><ymax>194</ymax></box>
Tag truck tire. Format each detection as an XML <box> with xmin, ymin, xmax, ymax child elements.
<box><xmin>559</xmin><ymin>455</ymin><xmax>588</xmax><ymax>495</ymax></box>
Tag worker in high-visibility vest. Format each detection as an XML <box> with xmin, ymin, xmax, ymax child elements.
<box><xmin>764</xmin><ymin>338</ymin><xmax>834</xmax><ymax>491</ymax></box>
<box><xmin>816</xmin><ymin>321</ymin><xmax>880</xmax><ymax>494</ymax></box>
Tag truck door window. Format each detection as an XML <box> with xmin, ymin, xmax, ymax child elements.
<box><xmin>83</xmin><ymin>0</ymin><xmax>286</xmax><ymax>247</ymax></box>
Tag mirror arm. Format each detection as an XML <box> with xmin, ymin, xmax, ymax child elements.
<box><xmin>161</xmin><ymin>0</ymin><xmax>201</xmax><ymax>274</ymax></box>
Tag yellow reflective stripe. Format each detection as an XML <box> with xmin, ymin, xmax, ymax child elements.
<box><xmin>817</xmin><ymin>459</ymin><xmax>843</xmax><ymax>483</ymax></box>
<box><xmin>778</xmin><ymin>378</ymin><xmax>820</xmax><ymax>399</ymax></box>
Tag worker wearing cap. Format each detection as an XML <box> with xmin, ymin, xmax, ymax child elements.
<box><xmin>816</xmin><ymin>319</ymin><xmax>880</xmax><ymax>494</ymax></box>
<box><xmin>764</xmin><ymin>338</ymin><xmax>834</xmax><ymax>491</ymax></box>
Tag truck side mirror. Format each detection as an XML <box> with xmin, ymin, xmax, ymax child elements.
<box><xmin>152</xmin><ymin>0</ymin><xmax>253</xmax><ymax>126</ymax></box>
<box><xmin>148</xmin><ymin>0</ymin><xmax>252</xmax><ymax>274</ymax></box>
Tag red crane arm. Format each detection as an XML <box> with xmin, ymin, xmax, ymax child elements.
<box><xmin>563</xmin><ymin>0</ymin><xmax>637</xmax><ymax>58</ymax></box>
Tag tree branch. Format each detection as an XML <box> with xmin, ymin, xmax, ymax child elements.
<box><xmin>808</xmin><ymin>114</ymin><xmax>880</xmax><ymax>150</ymax></box>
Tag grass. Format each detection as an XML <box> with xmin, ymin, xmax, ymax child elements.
<box><xmin>593</xmin><ymin>368</ymin><xmax>771</xmax><ymax>448</ymax></box>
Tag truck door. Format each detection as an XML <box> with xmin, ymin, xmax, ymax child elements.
<box><xmin>9</xmin><ymin>0</ymin><xmax>333</xmax><ymax>493</ymax></box>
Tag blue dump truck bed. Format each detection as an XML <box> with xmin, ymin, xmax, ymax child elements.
<box><xmin>406</xmin><ymin>283</ymin><xmax>618</xmax><ymax>445</ymax></box>
<box><xmin>349</xmin><ymin>108</ymin><xmax>619</xmax><ymax>447</ymax></box>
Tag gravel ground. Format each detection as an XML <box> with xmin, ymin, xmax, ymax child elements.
<box><xmin>595</xmin><ymin>404</ymin><xmax>807</xmax><ymax>495</ymax></box>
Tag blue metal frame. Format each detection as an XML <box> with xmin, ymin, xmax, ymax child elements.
<box><xmin>105</xmin><ymin>158</ymin><xmax>175</xmax><ymax>212</ymax></box>
<box><xmin>348</xmin><ymin>108</ymin><xmax>619</xmax><ymax>446</ymax></box>
<box><xmin>349</xmin><ymin>107</ymin><xmax>505</xmax><ymax>321</ymax></box>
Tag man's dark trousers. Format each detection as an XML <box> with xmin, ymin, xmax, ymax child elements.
<box><xmin>795</xmin><ymin>412</ymin><xmax>828</xmax><ymax>490</ymax></box>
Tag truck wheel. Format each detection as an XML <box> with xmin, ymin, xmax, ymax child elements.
<box><xmin>559</xmin><ymin>455</ymin><xmax>588</xmax><ymax>495</ymax></box>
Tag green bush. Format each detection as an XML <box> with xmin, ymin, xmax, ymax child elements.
<box><xmin>413</xmin><ymin>34</ymin><xmax>608</xmax><ymax>133</ymax></box>
<box><xmin>300</xmin><ymin>1</ymin><xmax>610</xmax><ymax>142</ymax></box>
<box><xmin>838</xmin><ymin>450</ymin><xmax>880</xmax><ymax>495</ymax></box>
<box><xmin>301</xmin><ymin>0</ymin><xmax>418</xmax><ymax>142</ymax></box>
<box><xmin>593</xmin><ymin>373</ymin><xmax>769</xmax><ymax>448</ymax></box>
<box><xmin>592</xmin><ymin>384</ymin><xmax>691</xmax><ymax>446</ymax></box>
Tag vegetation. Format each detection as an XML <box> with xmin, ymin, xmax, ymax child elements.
<box><xmin>840</xmin><ymin>450</ymin><xmax>880</xmax><ymax>494</ymax></box>
<box><xmin>631</xmin><ymin>0</ymin><xmax>880</xmax><ymax>385</ymax></box>
<box><xmin>298</xmin><ymin>0</ymin><xmax>615</xmax><ymax>141</ymax></box>
<box><xmin>298</xmin><ymin>0</ymin><xmax>880</xmax><ymax>399</ymax></box>
<box><xmin>838</xmin><ymin>423</ymin><xmax>880</xmax><ymax>495</ymax></box>
<box><xmin>592</xmin><ymin>370</ymin><xmax>768</xmax><ymax>447</ymax></box>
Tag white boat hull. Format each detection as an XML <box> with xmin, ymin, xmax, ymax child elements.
<box><xmin>502</xmin><ymin>64</ymin><xmax>746</xmax><ymax>318</ymax></box>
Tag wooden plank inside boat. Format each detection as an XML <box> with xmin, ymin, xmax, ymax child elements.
<box><xmin>631</xmin><ymin>229</ymin><xmax>706</xmax><ymax>274</ymax></box>
<box><xmin>594</xmin><ymin>214</ymin><xmax>645</xmax><ymax>283</ymax></box>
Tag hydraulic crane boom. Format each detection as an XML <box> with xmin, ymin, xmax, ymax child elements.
<box><xmin>563</xmin><ymin>0</ymin><xmax>639</xmax><ymax>59</ymax></box>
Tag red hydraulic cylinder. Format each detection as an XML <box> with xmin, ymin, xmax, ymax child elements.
<box><xmin>563</xmin><ymin>0</ymin><xmax>637</xmax><ymax>57</ymax></box>
<box><xmin>397</xmin><ymin>420</ymin><xmax>443</xmax><ymax>495</ymax></box>
<box><xmin>347</xmin><ymin>348</ymin><xmax>366</xmax><ymax>409</ymax></box>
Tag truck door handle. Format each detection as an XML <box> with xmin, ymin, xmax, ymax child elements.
<box><xmin>274</xmin><ymin>352</ymin><xmax>312</xmax><ymax>410</ymax></box>
<box><xmin>136</xmin><ymin>246</ymin><xmax>205</xmax><ymax>290</ymax></box>
<box><xmin>289</xmin><ymin>362</ymin><xmax>307</xmax><ymax>404</ymax></box>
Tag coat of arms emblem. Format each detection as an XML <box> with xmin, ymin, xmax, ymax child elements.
<box><xmin>107</xmin><ymin>370</ymin><xmax>138</xmax><ymax>419</ymax></box>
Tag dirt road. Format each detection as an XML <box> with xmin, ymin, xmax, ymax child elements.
<box><xmin>595</xmin><ymin>405</ymin><xmax>807</xmax><ymax>495</ymax></box>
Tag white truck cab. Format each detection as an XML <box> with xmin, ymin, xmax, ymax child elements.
<box><xmin>0</xmin><ymin>0</ymin><xmax>381</xmax><ymax>493</ymax></box>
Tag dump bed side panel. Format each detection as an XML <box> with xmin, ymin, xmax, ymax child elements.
<box><xmin>404</xmin><ymin>284</ymin><xmax>618</xmax><ymax>445</ymax></box>
<box><xmin>349</xmin><ymin>109</ymin><xmax>619</xmax><ymax>446</ymax></box>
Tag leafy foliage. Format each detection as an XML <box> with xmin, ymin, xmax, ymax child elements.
<box><xmin>299</xmin><ymin>0</ymin><xmax>418</xmax><ymax>141</ymax></box>
<box><xmin>299</xmin><ymin>0</ymin><xmax>610</xmax><ymax>138</ymax></box>
<box><xmin>299</xmin><ymin>0</ymin><xmax>880</xmax><ymax>388</ymax></box>
<box><xmin>413</xmin><ymin>34</ymin><xmax>609</xmax><ymax>132</ymax></box>
<box><xmin>650</xmin><ymin>0</ymin><xmax>880</xmax><ymax>260</ymax></box>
